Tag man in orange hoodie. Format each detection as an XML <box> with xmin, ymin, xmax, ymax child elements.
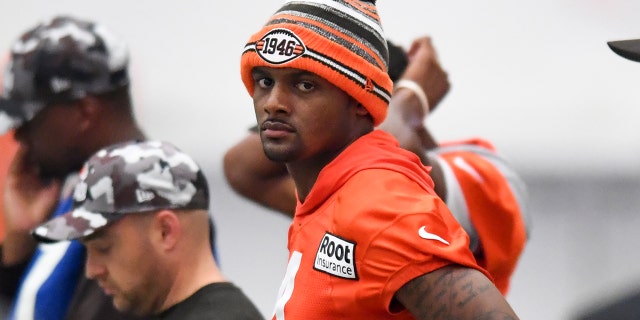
<box><xmin>239</xmin><ymin>0</ymin><xmax>521</xmax><ymax>318</ymax></box>
<box><xmin>227</xmin><ymin>35</ymin><xmax>530</xmax><ymax>296</ymax></box>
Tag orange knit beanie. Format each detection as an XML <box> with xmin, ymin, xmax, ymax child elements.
<box><xmin>240</xmin><ymin>0</ymin><xmax>392</xmax><ymax>126</ymax></box>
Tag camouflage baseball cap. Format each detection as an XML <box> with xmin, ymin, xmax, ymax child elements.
<box><xmin>0</xmin><ymin>15</ymin><xmax>129</xmax><ymax>134</ymax></box>
<box><xmin>32</xmin><ymin>140</ymin><xmax>209</xmax><ymax>242</ymax></box>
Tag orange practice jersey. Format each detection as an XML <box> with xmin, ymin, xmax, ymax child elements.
<box><xmin>430</xmin><ymin>138</ymin><xmax>529</xmax><ymax>295</ymax></box>
<box><xmin>271</xmin><ymin>131</ymin><xmax>489</xmax><ymax>319</ymax></box>
<box><xmin>0</xmin><ymin>131</ymin><xmax>18</xmax><ymax>242</ymax></box>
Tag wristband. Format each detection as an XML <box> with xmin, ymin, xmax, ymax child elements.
<box><xmin>394</xmin><ymin>79</ymin><xmax>430</xmax><ymax>115</ymax></box>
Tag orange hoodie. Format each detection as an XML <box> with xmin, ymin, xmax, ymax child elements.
<box><xmin>273</xmin><ymin>130</ymin><xmax>489</xmax><ymax>319</ymax></box>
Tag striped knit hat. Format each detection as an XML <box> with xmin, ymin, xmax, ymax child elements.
<box><xmin>240</xmin><ymin>0</ymin><xmax>392</xmax><ymax>126</ymax></box>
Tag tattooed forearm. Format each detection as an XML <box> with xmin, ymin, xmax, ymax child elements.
<box><xmin>394</xmin><ymin>265</ymin><xmax>520</xmax><ymax>320</ymax></box>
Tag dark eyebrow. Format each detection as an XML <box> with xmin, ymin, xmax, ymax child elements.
<box><xmin>251</xmin><ymin>67</ymin><xmax>269</xmax><ymax>77</ymax></box>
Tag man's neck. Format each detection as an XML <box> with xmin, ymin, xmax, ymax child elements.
<box><xmin>159</xmin><ymin>251</ymin><xmax>226</xmax><ymax>313</ymax></box>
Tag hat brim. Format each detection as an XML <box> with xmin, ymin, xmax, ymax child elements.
<box><xmin>607</xmin><ymin>39</ymin><xmax>640</xmax><ymax>63</ymax></box>
<box><xmin>0</xmin><ymin>97</ymin><xmax>49</xmax><ymax>134</ymax></box>
<box><xmin>0</xmin><ymin>98</ymin><xmax>23</xmax><ymax>135</ymax></box>
<box><xmin>32</xmin><ymin>207</ymin><xmax>125</xmax><ymax>243</ymax></box>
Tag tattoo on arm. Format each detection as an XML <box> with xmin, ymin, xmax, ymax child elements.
<box><xmin>395</xmin><ymin>265</ymin><xmax>519</xmax><ymax>320</ymax></box>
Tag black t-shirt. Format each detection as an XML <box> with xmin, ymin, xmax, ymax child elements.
<box><xmin>157</xmin><ymin>282</ymin><xmax>263</xmax><ymax>320</ymax></box>
<box><xmin>65</xmin><ymin>274</ymin><xmax>152</xmax><ymax>320</ymax></box>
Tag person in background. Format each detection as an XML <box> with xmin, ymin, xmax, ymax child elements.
<box><xmin>239</xmin><ymin>0</ymin><xmax>521</xmax><ymax>318</ymax></box>
<box><xmin>0</xmin><ymin>15</ymin><xmax>208</xmax><ymax>320</ymax></box>
<box><xmin>225</xmin><ymin>33</ymin><xmax>529</xmax><ymax>296</ymax></box>
<box><xmin>32</xmin><ymin>140</ymin><xmax>263</xmax><ymax>320</ymax></box>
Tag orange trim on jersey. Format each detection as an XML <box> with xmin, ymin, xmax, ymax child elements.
<box><xmin>439</xmin><ymin>137</ymin><xmax>496</xmax><ymax>151</ymax></box>
<box><xmin>439</xmin><ymin>148</ymin><xmax>527</xmax><ymax>295</ymax></box>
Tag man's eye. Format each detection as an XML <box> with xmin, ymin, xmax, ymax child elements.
<box><xmin>257</xmin><ymin>78</ymin><xmax>273</xmax><ymax>88</ymax></box>
<box><xmin>90</xmin><ymin>243</ymin><xmax>111</xmax><ymax>254</ymax></box>
<box><xmin>297</xmin><ymin>81</ymin><xmax>314</xmax><ymax>92</ymax></box>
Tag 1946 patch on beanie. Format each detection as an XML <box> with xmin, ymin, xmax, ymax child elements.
<box><xmin>240</xmin><ymin>0</ymin><xmax>392</xmax><ymax>126</ymax></box>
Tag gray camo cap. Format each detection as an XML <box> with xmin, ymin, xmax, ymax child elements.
<box><xmin>0</xmin><ymin>15</ymin><xmax>129</xmax><ymax>134</ymax></box>
<box><xmin>32</xmin><ymin>140</ymin><xmax>209</xmax><ymax>242</ymax></box>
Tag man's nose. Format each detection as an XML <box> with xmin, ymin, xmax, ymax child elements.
<box><xmin>84</xmin><ymin>253</ymin><xmax>106</xmax><ymax>279</ymax></box>
<box><xmin>262</xmin><ymin>84</ymin><xmax>291</xmax><ymax>115</ymax></box>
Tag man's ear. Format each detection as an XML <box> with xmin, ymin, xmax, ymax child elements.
<box><xmin>153</xmin><ymin>210</ymin><xmax>181</xmax><ymax>251</ymax></box>
<box><xmin>355</xmin><ymin>102</ymin><xmax>370</xmax><ymax>117</ymax></box>
<box><xmin>354</xmin><ymin>103</ymin><xmax>375</xmax><ymax>124</ymax></box>
<box><xmin>76</xmin><ymin>95</ymin><xmax>101</xmax><ymax>131</ymax></box>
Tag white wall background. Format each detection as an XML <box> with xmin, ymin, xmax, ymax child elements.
<box><xmin>1</xmin><ymin>1</ymin><xmax>640</xmax><ymax>319</ymax></box>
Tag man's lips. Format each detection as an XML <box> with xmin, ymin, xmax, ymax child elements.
<box><xmin>98</xmin><ymin>282</ymin><xmax>116</xmax><ymax>296</ymax></box>
<box><xmin>261</xmin><ymin>120</ymin><xmax>294</xmax><ymax>139</ymax></box>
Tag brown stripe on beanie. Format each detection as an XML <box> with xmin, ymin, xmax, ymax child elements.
<box><xmin>240</xmin><ymin>0</ymin><xmax>393</xmax><ymax>126</ymax></box>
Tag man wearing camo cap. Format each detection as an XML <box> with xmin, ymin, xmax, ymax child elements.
<box><xmin>0</xmin><ymin>15</ymin><xmax>187</xmax><ymax>320</ymax></box>
<box><xmin>32</xmin><ymin>140</ymin><xmax>263</xmax><ymax>320</ymax></box>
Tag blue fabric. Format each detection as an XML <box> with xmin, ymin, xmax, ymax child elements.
<box><xmin>34</xmin><ymin>241</ymin><xmax>84</xmax><ymax>320</ymax></box>
<box><xmin>10</xmin><ymin>196</ymin><xmax>81</xmax><ymax>320</ymax></box>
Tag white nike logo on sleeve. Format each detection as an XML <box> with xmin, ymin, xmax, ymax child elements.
<box><xmin>418</xmin><ymin>226</ymin><xmax>450</xmax><ymax>245</ymax></box>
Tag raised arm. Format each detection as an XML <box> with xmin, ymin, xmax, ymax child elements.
<box><xmin>379</xmin><ymin>36</ymin><xmax>451</xmax><ymax>198</ymax></box>
<box><xmin>383</xmin><ymin>37</ymin><xmax>529</xmax><ymax>296</ymax></box>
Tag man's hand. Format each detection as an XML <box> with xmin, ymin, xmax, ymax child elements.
<box><xmin>382</xmin><ymin>36</ymin><xmax>450</xmax><ymax>152</ymax></box>
<box><xmin>2</xmin><ymin>146</ymin><xmax>61</xmax><ymax>265</ymax></box>
<box><xmin>402</xmin><ymin>36</ymin><xmax>451</xmax><ymax>113</ymax></box>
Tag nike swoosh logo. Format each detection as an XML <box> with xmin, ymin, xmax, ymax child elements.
<box><xmin>418</xmin><ymin>226</ymin><xmax>450</xmax><ymax>245</ymax></box>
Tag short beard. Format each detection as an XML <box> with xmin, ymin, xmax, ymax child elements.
<box><xmin>263</xmin><ymin>148</ymin><xmax>291</xmax><ymax>163</ymax></box>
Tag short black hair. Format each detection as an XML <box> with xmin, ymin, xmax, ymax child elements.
<box><xmin>386</xmin><ymin>40</ymin><xmax>408</xmax><ymax>83</ymax></box>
